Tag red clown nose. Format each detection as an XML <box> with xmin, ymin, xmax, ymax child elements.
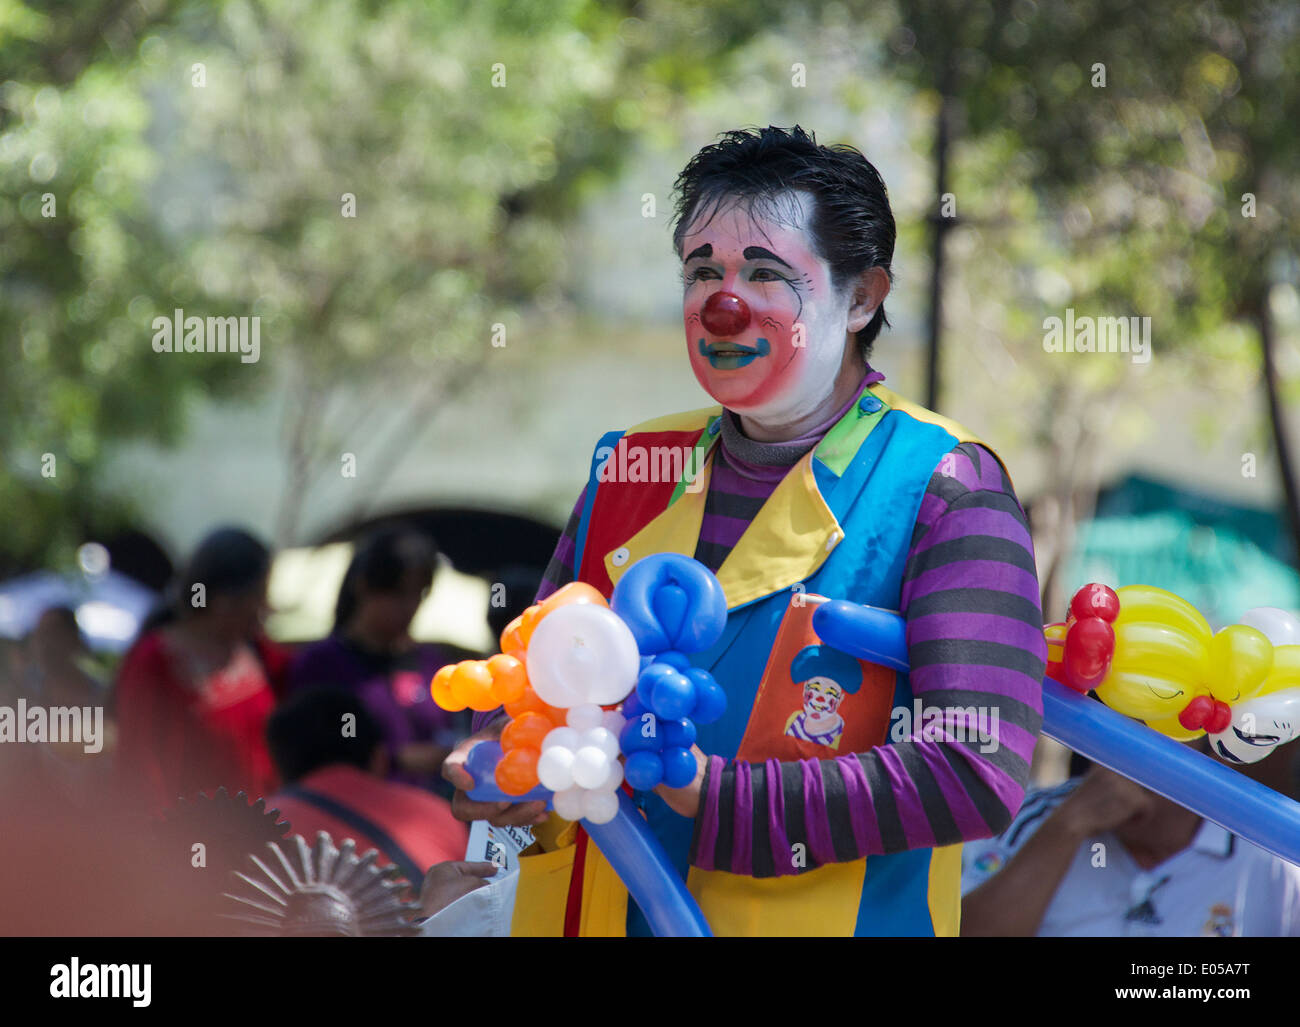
<box><xmin>700</xmin><ymin>291</ymin><xmax>751</xmax><ymax>336</ymax></box>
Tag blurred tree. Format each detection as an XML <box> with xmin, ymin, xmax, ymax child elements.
<box><xmin>0</xmin><ymin>0</ymin><xmax>240</xmax><ymax>575</ymax></box>
<box><xmin>2</xmin><ymin>0</ymin><xmax>788</xmax><ymax>567</ymax></box>
<box><xmin>859</xmin><ymin>0</ymin><xmax>1300</xmax><ymax>609</ymax></box>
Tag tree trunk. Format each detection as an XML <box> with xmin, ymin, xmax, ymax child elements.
<box><xmin>1255</xmin><ymin>287</ymin><xmax>1300</xmax><ymax>570</ymax></box>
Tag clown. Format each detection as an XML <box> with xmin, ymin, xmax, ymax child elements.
<box><xmin>445</xmin><ymin>125</ymin><xmax>1046</xmax><ymax>938</ymax></box>
<box><xmin>784</xmin><ymin>644</ymin><xmax>863</xmax><ymax>749</ymax></box>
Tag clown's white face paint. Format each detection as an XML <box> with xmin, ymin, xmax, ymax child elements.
<box><xmin>680</xmin><ymin>190</ymin><xmax>874</xmax><ymax>438</ymax></box>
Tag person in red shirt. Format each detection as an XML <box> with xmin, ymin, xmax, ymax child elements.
<box><xmin>114</xmin><ymin>527</ymin><xmax>282</xmax><ymax>814</ymax></box>
<box><xmin>266</xmin><ymin>688</ymin><xmax>468</xmax><ymax>885</ymax></box>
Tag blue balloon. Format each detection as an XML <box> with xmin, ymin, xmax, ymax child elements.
<box><xmin>637</xmin><ymin>662</ymin><xmax>678</xmax><ymax>708</ymax></box>
<box><xmin>620</xmin><ymin>714</ymin><xmax>662</xmax><ymax>754</ymax></box>
<box><xmin>611</xmin><ymin>553</ymin><xmax>728</xmax><ymax>654</ymax></box>
<box><xmin>662</xmin><ymin>717</ymin><xmax>697</xmax><ymax>750</ymax></box>
<box><xmin>685</xmin><ymin>668</ymin><xmax>726</xmax><ymax>725</ymax></box>
<box><xmin>622</xmin><ymin>691</ymin><xmax>648</xmax><ymax>721</ymax></box>
<box><xmin>464</xmin><ymin>741</ymin><xmax>553</xmax><ymax>805</ymax></box>
<box><xmin>625</xmin><ymin>750</ymin><xmax>665</xmax><ymax>790</ymax></box>
<box><xmin>811</xmin><ymin>599</ymin><xmax>908</xmax><ymax>672</ymax></box>
<box><xmin>581</xmin><ymin>790</ymin><xmax>711</xmax><ymax>937</ymax></box>
<box><xmin>651</xmin><ymin>670</ymin><xmax>696</xmax><ymax>720</ymax></box>
<box><xmin>465</xmin><ymin>744</ymin><xmax>712</xmax><ymax>936</ymax></box>
<box><xmin>661</xmin><ymin>747</ymin><xmax>698</xmax><ymax>788</ymax></box>
<box><xmin>652</xmin><ymin>584</ymin><xmax>690</xmax><ymax>644</ymax></box>
<box><xmin>655</xmin><ymin>650</ymin><xmax>692</xmax><ymax>671</ymax></box>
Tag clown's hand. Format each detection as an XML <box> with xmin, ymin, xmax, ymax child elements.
<box><xmin>652</xmin><ymin>745</ymin><xmax>708</xmax><ymax>818</ymax></box>
<box><xmin>443</xmin><ymin>720</ymin><xmax>549</xmax><ymax>828</ymax></box>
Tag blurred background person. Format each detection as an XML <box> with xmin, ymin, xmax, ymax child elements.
<box><xmin>287</xmin><ymin>525</ymin><xmax>460</xmax><ymax>791</ymax></box>
<box><xmin>114</xmin><ymin>526</ymin><xmax>284</xmax><ymax>814</ymax></box>
<box><xmin>20</xmin><ymin>605</ymin><xmax>105</xmax><ymax>708</ymax></box>
<box><xmin>266</xmin><ymin>688</ymin><xmax>468</xmax><ymax>888</ymax></box>
<box><xmin>960</xmin><ymin>746</ymin><xmax>1300</xmax><ymax>937</ymax></box>
<box><xmin>12</xmin><ymin>606</ymin><xmax>112</xmax><ymax>806</ymax></box>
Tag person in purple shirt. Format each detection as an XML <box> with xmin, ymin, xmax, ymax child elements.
<box><xmin>287</xmin><ymin>526</ymin><xmax>464</xmax><ymax>793</ymax></box>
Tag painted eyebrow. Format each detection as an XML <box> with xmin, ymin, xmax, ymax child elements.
<box><xmin>743</xmin><ymin>246</ymin><xmax>792</xmax><ymax>268</ymax></box>
<box><xmin>682</xmin><ymin>243</ymin><xmax>792</xmax><ymax>268</ymax></box>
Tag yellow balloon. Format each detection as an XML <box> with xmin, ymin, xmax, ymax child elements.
<box><xmin>1144</xmin><ymin>714</ymin><xmax>1204</xmax><ymax>741</ymax></box>
<box><xmin>1206</xmin><ymin>624</ymin><xmax>1273</xmax><ymax>704</ymax></box>
<box><xmin>1109</xmin><ymin>622</ymin><xmax>1209</xmax><ymax>683</ymax></box>
<box><xmin>1259</xmin><ymin>644</ymin><xmax>1300</xmax><ymax>697</ymax></box>
<box><xmin>1114</xmin><ymin>585</ymin><xmax>1212</xmax><ymax>641</ymax></box>
<box><xmin>1095</xmin><ymin>670</ymin><xmax>1195</xmax><ymax>721</ymax></box>
<box><xmin>1044</xmin><ymin>622</ymin><xmax>1066</xmax><ymax>663</ymax></box>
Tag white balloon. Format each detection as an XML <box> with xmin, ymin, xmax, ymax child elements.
<box><xmin>552</xmin><ymin>786</ymin><xmax>586</xmax><ymax>822</ymax></box>
<box><xmin>583</xmin><ymin>726</ymin><xmax>621</xmax><ymax>761</ymax></box>
<box><xmin>583</xmin><ymin>789</ymin><xmax>620</xmax><ymax>825</ymax></box>
<box><xmin>601</xmin><ymin>710</ymin><xmax>627</xmax><ymax>736</ymax></box>
<box><xmin>1208</xmin><ymin>689</ymin><xmax>1300</xmax><ymax>764</ymax></box>
<box><xmin>541</xmin><ymin>726</ymin><xmax>579</xmax><ymax>753</ymax></box>
<box><xmin>600</xmin><ymin>758</ymin><xmax>624</xmax><ymax>793</ymax></box>
<box><xmin>571</xmin><ymin>746</ymin><xmax>610</xmax><ymax>789</ymax></box>
<box><xmin>536</xmin><ymin>746</ymin><xmax>576</xmax><ymax>792</ymax></box>
<box><xmin>1239</xmin><ymin>608</ymin><xmax>1300</xmax><ymax>648</ymax></box>
<box><xmin>567</xmin><ymin>703</ymin><xmax>604</xmax><ymax>733</ymax></box>
<box><xmin>525</xmin><ymin>603</ymin><xmax>640</xmax><ymax>707</ymax></box>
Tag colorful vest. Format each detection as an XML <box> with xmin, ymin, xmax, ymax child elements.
<box><xmin>509</xmin><ymin>380</ymin><xmax>1003</xmax><ymax>936</ymax></box>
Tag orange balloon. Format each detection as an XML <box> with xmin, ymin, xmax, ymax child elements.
<box><xmin>504</xmin><ymin>685</ymin><xmax>567</xmax><ymax>726</ymax></box>
<box><xmin>495</xmin><ymin>747</ymin><xmax>540</xmax><ymax>796</ymax></box>
<box><xmin>451</xmin><ymin>661</ymin><xmax>497</xmax><ymax>712</ymax></box>
<box><xmin>517</xmin><ymin>605</ymin><xmax>545</xmax><ymax>648</ymax></box>
<box><xmin>499</xmin><ymin>615</ymin><xmax>528</xmax><ymax>661</ymax></box>
<box><xmin>501</xmin><ymin>711</ymin><xmax>553</xmax><ymax>752</ymax></box>
<box><xmin>518</xmin><ymin>582</ymin><xmax>610</xmax><ymax>646</ymax></box>
<box><xmin>430</xmin><ymin>664</ymin><xmax>463</xmax><ymax>711</ymax></box>
<box><xmin>487</xmin><ymin>653</ymin><xmax>527</xmax><ymax>705</ymax></box>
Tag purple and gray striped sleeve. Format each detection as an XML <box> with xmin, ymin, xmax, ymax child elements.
<box><xmin>689</xmin><ymin>442</ymin><xmax>1046</xmax><ymax>876</ymax></box>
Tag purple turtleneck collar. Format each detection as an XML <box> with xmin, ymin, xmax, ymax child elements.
<box><xmin>717</xmin><ymin>366</ymin><xmax>886</xmax><ymax>482</ymax></box>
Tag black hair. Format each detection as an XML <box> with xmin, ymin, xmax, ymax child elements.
<box><xmin>266</xmin><ymin>688</ymin><xmax>384</xmax><ymax>783</ymax></box>
<box><xmin>670</xmin><ymin>125</ymin><xmax>896</xmax><ymax>361</ymax></box>
<box><xmin>332</xmin><ymin>525</ymin><xmax>437</xmax><ymax>633</ymax></box>
<box><xmin>139</xmin><ymin>526</ymin><xmax>270</xmax><ymax>634</ymax></box>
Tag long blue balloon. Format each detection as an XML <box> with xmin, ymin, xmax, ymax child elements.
<box><xmin>465</xmin><ymin>742</ymin><xmax>712</xmax><ymax>937</ymax></box>
<box><xmin>813</xmin><ymin>600</ymin><xmax>1300</xmax><ymax>868</ymax></box>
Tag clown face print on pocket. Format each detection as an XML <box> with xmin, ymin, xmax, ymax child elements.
<box><xmin>782</xmin><ymin>645</ymin><xmax>863</xmax><ymax>750</ymax></box>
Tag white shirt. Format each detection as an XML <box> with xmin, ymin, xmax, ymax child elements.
<box><xmin>961</xmin><ymin>779</ymin><xmax>1300</xmax><ymax>937</ymax></box>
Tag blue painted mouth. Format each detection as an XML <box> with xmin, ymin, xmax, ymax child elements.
<box><xmin>697</xmin><ymin>337</ymin><xmax>771</xmax><ymax>369</ymax></box>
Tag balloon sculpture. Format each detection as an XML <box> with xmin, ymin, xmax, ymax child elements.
<box><xmin>813</xmin><ymin>588</ymin><xmax>1300</xmax><ymax>872</ymax></box>
<box><xmin>429</xmin><ymin>554</ymin><xmax>729</xmax><ymax>937</ymax></box>
<box><xmin>1044</xmin><ymin>584</ymin><xmax>1300</xmax><ymax>764</ymax></box>
<box><xmin>431</xmin><ymin>554</ymin><xmax>729</xmax><ymax>823</ymax></box>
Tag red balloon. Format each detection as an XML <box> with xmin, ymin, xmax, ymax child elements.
<box><xmin>1205</xmin><ymin>699</ymin><xmax>1232</xmax><ymax>735</ymax></box>
<box><xmin>1045</xmin><ymin>660</ymin><xmax>1070</xmax><ymax>687</ymax></box>
<box><xmin>1063</xmin><ymin>617</ymin><xmax>1115</xmax><ymax>691</ymax></box>
<box><xmin>1070</xmin><ymin>583</ymin><xmax>1121</xmax><ymax>624</ymax></box>
<box><xmin>700</xmin><ymin>291</ymin><xmax>751</xmax><ymax>336</ymax></box>
<box><xmin>1178</xmin><ymin>695</ymin><xmax>1214</xmax><ymax>731</ymax></box>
